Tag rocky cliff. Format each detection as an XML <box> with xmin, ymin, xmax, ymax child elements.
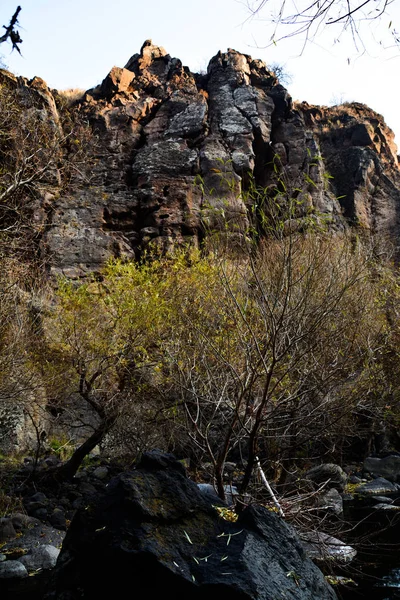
<box><xmin>3</xmin><ymin>41</ymin><xmax>400</xmax><ymax>276</ymax></box>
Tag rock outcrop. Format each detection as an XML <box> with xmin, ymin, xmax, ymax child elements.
<box><xmin>2</xmin><ymin>41</ymin><xmax>400</xmax><ymax>277</ymax></box>
<box><xmin>301</xmin><ymin>101</ymin><xmax>400</xmax><ymax>236</ymax></box>
<box><xmin>364</xmin><ymin>455</ymin><xmax>400</xmax><ymax>483</ymax></box>
<box><xmin>1</xmin><ymin>42</ymin><xmax>400</xmax><ymax>457</ymax></box>
<box><xmin>46</xmin><ymin>450</ymin><xmax>337</xmax><ymax>600</ymax></box>
<box><xmin>305</xmin><ymin>463</ymin><xmax>348</xmax><ymax>493</ymax></box>
<box><xmin>50</xmin><ymin>41</ymin><xmax>344</xmax><ymax>277</ymax></box>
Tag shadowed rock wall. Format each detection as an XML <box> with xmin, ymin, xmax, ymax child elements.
<box><xmin>4</xmin><ymin>41</ymin><xmax>399</xmax><ymax>277</ymax></box>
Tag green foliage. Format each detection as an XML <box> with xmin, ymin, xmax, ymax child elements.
<box><xmin>0</xmin><ymin>258</ymin><xmax>40</xmax><ymax>412</ymax></box>
<box><xmin>44</xmin><ymin>258</ymin><xmax>171</xmax><ymax>403</ymax></box>
<box><xmin>48</xmin><ymin>436</ymin><xmax>74</xmax><ymax>461</ymax></box>
<box><xmin>36</xmin><ymin>224</ymin><xmax>400</xmax><ymax>485</ymax></box>
<box><xmin>32</xmin><ymin>151</ymin><xmax>400</xmax><ymax>484</ymax></box>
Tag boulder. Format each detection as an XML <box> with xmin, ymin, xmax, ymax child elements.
<box><xmin>0</xmin><ymin>518</ymin><xmax>16</xmax><ymax>542</ymax></box>
<box><xmin>49</xmin><ymin>509</ymin><xmax>67</xmax><ymax>531</ymax></box>
<box><xmin>197</xmin><ymin>483</ymin><xmax>238</xmax><ymax>506</ymax></box>
<box><xmin>372</xmin><ymin>496</ymin><xmax>394</xmax><ymax>503</ymax></box>
<box><xmin>25</xmin><ymin>491</ymin><xmax>48</xmax><ymax>510</ymax></box>
<box><xmin>300</xmin><ymin>531</ymin><xmax>357</xmax><ymax>564</ymax></box>
<box><xmin>318</xmin><ymin>488</ymin><xmax>344</xmax><ymax>516</ymax></box>
<box><xmin>305</xmin><ymin>463</ymin><xmax>348</xmax><ymax>492</ymax></box>
<box><xmin>357</xmin><ymin>477</ymin><xmax>399</xmax><ymax>496</ymax></box>
<box><xmin>92</xmin><ymin>466</ymin><xmax>109</xmax><ymax>480</ymax></box>
<box><xmin>0</xmin><ymin>514</ymin><xmax>66</xmax><ymax>598</ymax></box>
<box><xmin>373</xmin><ymin>503</ymin><xmax>400</xmax><ymax>512</ymax></box>
<box><xmin>0</xmin><ymin>516</ymin><xmax>65</xmax><ymax>558</ymax></box>
<box><xmin>19</xmin><ymin>545</ymin><xmax>60</xmax><ymax>572</ymax></box>
<box><xmin>364</xmin><ymin>455</ymin><xmax>400</xmax><ymax>483</ymax></box>
<box><xmin>10</xmin><ymin>513</ymin><xmax>38</xmax><ymax>531</ymax></box>
<box><xmin>0</xmin><ymin>561</ymin><xmax>28</xmax><ymax>579</ymax></box>
<box><xmin>46</xmin><ymin>450</ymin><xmax>337</xmax><ymax>599</ymax></box>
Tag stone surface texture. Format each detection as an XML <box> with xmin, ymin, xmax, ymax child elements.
<box><xmin>357</xmin><ymin>476</ymin><xmax>399</xmax><ymax>495</ymax></box>
<box><xmin>19</xmin><ymin>545</ymin><xmax>60</xmax><ymax>571</ymax></box>
<box><xmin>364</xmin><ymin>455</ymin><xmax>400</xmax><ymax>483</ymax></box>
<box><xmin>301</xmin><ymin>102</ymin><xmax>400</xmax><ymax>236</ymax></box>
<box><xmin>300</xmin><ymin>531</ymin><xmax>357</xmax><ymax>564</ymax></box>
<box><xmin>46</xmin><ymin>450</ymin><xmax>337</xmax><ymax>600</ymax></box>
<box><xmin>2</xmin><ymin>41</ymin><xmax>398</xmax><ymax>278</ymax></box>
<box><xmin>305</xmin><ymin>463</ymin><xmax>348</xmax><ymax>492</ymax></box>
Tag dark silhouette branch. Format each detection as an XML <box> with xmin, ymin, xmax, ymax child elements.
<box><xmin>0</xmin><ymin>7</ymin><xmax>22</xmax><ymax>54</ymax></box>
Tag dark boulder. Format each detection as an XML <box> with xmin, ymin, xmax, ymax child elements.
<box><xmin>299</xmin><ymin>531</ymin><xmax>356</xmax><ymax>564</ymax></box>
<box><xmin>305</xmin><ymin>463</ymin><xmax>347</xmax><ymax>492</ymax></box>
<box><xmin>364</xmin><ymin>455</ymin><xmax>400</xmax><ymax>483</ymax></box>
<box><xmin>46</xmin><ymin>450</ymin><xmax>336</xmax><ymax>600</ymax></box>
<box><xmin>357</xmin><ymin>477</ymin><xmax>399</xmax><ymax>496</ymax></box>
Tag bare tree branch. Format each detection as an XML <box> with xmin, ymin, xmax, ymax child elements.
<box><xmin>246</xmin><ymin>0</ymin><xmax>398</xmax><ymax>52</ymax></box>
<box><xmin>0</xmin><ymin>7</ymin><xmax>22</xmax><ymax>54</ymax></box>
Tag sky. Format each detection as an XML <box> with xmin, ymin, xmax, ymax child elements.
<box><xmin>1</xmin><ymin>0</ymin><xmax>400</xmax><ymax>143</ymax></box>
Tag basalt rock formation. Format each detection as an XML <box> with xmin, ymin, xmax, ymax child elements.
<box><xmin>3</xmin><ymin>41</ymin><xmax>400</xmax><ymax>277</ymax></box>
<box><xmin>302</xmin><ymin>102</ymin><xmax>400</xmax><ymax>235</ymax></box>
<box><xmin>45</xmin><ymin>450</ymin><xmax>337</xmax><ymax>600</ymax></box>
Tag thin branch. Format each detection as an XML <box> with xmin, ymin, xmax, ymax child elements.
<box><xmin>0</xmin><ymin>7</ymin><xmax>22</xmax><ymax>54</ymax></box>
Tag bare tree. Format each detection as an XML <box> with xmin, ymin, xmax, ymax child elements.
<box><xmin>167</xmin><ymin>229</ymin><xmax>385</xmax><ymax>501</ymax></box>
<box><xmin>0</xmin><ymin>64</ymin><xmax>93</xmax><ymax>459</ymax></box>
<box><xmin>0</xmin><ymin>73</ymin><xmax>92</xmax><ymax>264</ymax></box>
<box><xmin>162</xmin><ymin>155</ymin><xmax>395</xmax><ymax>503</ymax></box>
<box><xmin>246</xmin><ymin>0</ymin><xmax>399</xmax><ymax>53</ymax></box>
<box><xmin>36</xmin><ymin>222</ymin><xmax>396</xmax><ymax>491</ymax></box>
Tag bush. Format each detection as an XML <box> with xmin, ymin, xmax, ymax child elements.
<box><xmin>37</xmin><ymin>234</ymin><xmax>400</xmax><ymax>491</ymax></box>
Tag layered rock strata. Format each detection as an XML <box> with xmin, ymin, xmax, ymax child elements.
<box><xmin>4</xmin><ymin>41</ymin><xmax>400</xmax><ymax>277</ymax></box>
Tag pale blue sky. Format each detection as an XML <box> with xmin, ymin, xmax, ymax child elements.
<box><xmin>1</xmin><ymin>0</ymin><xmax>400</xmax><ymax>142</ymax></box>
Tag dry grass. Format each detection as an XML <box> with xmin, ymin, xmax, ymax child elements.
<box><xmin>58</xmin><ymin>88</ymin><xmax>85</xmax><ymax>107</ymax></box>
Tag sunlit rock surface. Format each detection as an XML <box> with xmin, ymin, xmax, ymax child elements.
<box><xmin>3</xmin><ymin>41</ymin><xmax>400</xmax><ymax>277</ymax></box>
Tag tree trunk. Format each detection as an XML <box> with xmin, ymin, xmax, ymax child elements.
<box><xmin>56</xmin><ymin>416</ymin><xmax>116</xmax><ymax>480</ymax></box>
<box><xmin>240</xmin><ymin>422</ymin><xmax>260</xmax><ymax>494</ymax></box>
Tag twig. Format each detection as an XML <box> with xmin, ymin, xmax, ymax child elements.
<box><xmin>256</xmin><ymin>455</ymin><xmax>285</xmax><ymax>517</ymax></box>
<box><xmin>0</xmin><ymin>7</ymin><xmax>22</xmax><ymax>54</ymax></box>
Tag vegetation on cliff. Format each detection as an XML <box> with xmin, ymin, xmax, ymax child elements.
<box><xmin>0</xmin><ymin>41</ymin><xmax>400</xmax><ymax>513</ymax></box>
<box><xmin>35</xmin><ymin>226</ymin><xmax>399</xmax><ymax>494</ymax></box>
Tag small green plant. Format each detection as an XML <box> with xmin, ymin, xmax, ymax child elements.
<box><xmin>213</xmin><ymin>506</ymin><xmax>239</xmax><ymax>522</ymax></box>
<box><xmin>344</xmin><ymin>482</ymin><xmax>362</xmax><ymax>494</ymax></box>
<box><xmin>286</xmin><ymin>570</ymin><xmax>301</xmax><ymax>586</ymax></box>
<box><xmin>325</xmin><ymin>575</ymin><xmax>356</xmax><ymax>586</ymax></box>
<box><xmin>48</xmin><ymin>437</ymin><xmax>74</xmax><ymax>461</ymax></box>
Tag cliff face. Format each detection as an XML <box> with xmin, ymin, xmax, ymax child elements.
<box><xmin>301</xmin><ymin>102</ymin><xmax>400</xmax><ymax>236</ymax></box>
<box><xmin>5</xmin><ymin>41</ymin><xmax>400</xmax><ymax>276</ymax></box>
